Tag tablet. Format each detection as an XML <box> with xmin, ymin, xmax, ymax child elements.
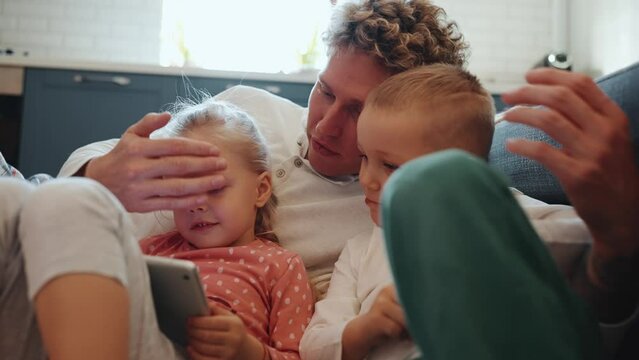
<box><xmin>144</xmin><ymin>255</ymin><xmax>209</xmax><ymax>347</ymax></box>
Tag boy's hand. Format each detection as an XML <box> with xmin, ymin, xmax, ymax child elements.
<box><xmin>342</xmin><ymin>285</ymin><xmax>407</xmax><ymax>360</ymax></box>
<box><xmin>84</xmin><ymin>112</ymin><xmax>228</xmax><ymax>213</ymax></box>
<box><xmin>186</xmin><ymin>303</ymin><xmax>264</xmax><ymax>360</ymax></box>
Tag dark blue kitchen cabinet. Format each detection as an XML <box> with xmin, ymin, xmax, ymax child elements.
<box><xmin>174</xmin><ymin>76</ymin><xmax>313</xmax><ymax>107</ymax></box>
<box><xmin>19</xmin><ymin>68</ymin><xmax>314</xmax><ymax>177</ymax></box>
<box><xmin>20</xmin><ymin>69</ymin><xmax>177</xmax><ymax>176</ymax></box>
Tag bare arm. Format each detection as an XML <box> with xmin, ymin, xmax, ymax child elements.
<box><xmin>501</xmin><ymin>68</ymin><xmax>639</xmax><ymax>322</ymax></box>
<box><xmin>35</xmin><ymin>274</ymin><xmax>129</xmax><ymax>360</ymax></box>
<box><xmin>81</xmin><ymin>112</ymin><xmax>229</xmax><ymax>213</ymax></box>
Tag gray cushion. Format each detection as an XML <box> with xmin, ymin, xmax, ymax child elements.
<box><xmin>488</xmin><ymin>61</ymin><xmax>639</xmax><ymax>204</ymax></box>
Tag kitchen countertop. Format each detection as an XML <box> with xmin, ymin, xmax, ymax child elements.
<box><xmin>0</xmin><ymin>57</ymin><xmax>318</xmax><ymax>84</ymax></box>
<box><xmin>0</xmin><ymin>57</ymin><xmax>525</xmax><ymax>93</ymax></box>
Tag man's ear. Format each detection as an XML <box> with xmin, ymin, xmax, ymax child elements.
<box><xmin>255</xmin><ymin>171</ymin><xmax>272</xmax><ymax>208</ymax></box>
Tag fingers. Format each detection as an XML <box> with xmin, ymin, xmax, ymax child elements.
<box><xmin>127</xmin><ymin>112</ymin><xmax>172</xmax><ymax>138</ymax></box>
<box><xmin>373</xmin><ymin>286</ymin><xmax>407</xmax><ymax>337</ymax></box>
<box><xmin>131</xmin><ymin>137</ymin><xmax>220</xmax><ymax>158</ymax></box>
<box><xmin>186</xmin><ymin>312</ymin><xmax>244</xmax><ymax>359</ymax></box>
<box><xmin>142</xmin><ymin>156</ymin><xmax>227</xmax><ymax>179</ymax></box>
<box><xmin>143</xmin><ymin>175</ymin><xmax>227</xmax><ymax>197</ymax></box>
<box><xmin>187</xmin><ymin>341</ymin><xmax>229</xmax><ymax>359</ymax></box>
<box><xmin>501</xmin><ymin>83</ymin><xmax>601</xmax><ymax>134</ymax></box>
<box><xmin>208</xmin><ymin>303</ymin><xmax>234</xmax><ymax>316</ymax></box>
<box><xmin>502</xmin><ymin>106</ymin><xmax>585</xmax><ymax>155</ymax></box>
<box><xmin>119</xmin><ymin>174</ymin><xmax>227</xmax><ymax>212</ymax></box>
<box><xmin>187</xmin><ymin>328</ymin><xmax>229</xmax><ymax>346</ymax></box>
<box><xmin>524</xmin><ymin>68</ymin><xmax>625</xmax><ymax>118</ymax></box>
<box><xmin>505</xmin><ymin>138</ymin><xmax>576</xmax><ymax>181</ymax></box>
<box><xmin>188</xmin><ymin>310</ymin><xmax>236</xmax><ymax>331</ymax></box>
<box><xmin>132</xmin><ymin>195</ymin><xmax>208</xmax><ymax>213</ymax></box>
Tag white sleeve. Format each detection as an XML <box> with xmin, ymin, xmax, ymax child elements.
<box><xmin>58</xmin><ymin>139</ymin><xmax>119</xmax><ymax>177</ymax></box>
<box><xmin>512</xmin><ymin>189</ymin><xmax>591</xmax><ymax>279</ymax></box>
<box><xmin>512</xmin><ymin>189</ymin><xmax>639</xmax><ymax>354</ymax></box>
<box><xmin>299</xmin><ymin>234</ymin><xmax>368</xmax><ymax>360</ymax></box>
<box><xmin>58</xmin><ymin>138</ymin><xmax>172</xmax><ymax>239</ymax></box>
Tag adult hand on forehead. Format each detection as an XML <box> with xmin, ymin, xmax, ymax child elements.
<box><xmin>501</xmin><ymin>68</ymin><xmax>639</xmax><ymax>278</ymax></box>
<box><xmin>84</xmin><ymin>112</ymin><xmax>228</xmax><ymax>213</ymax></box>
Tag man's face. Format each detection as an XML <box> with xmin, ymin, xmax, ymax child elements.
<box><xmin>306</xmin><ymin>48</ymin><xmax>391</xmax><ymax>177</ymax></box>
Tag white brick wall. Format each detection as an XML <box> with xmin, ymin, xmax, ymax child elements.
<box><xmin>0</xmin><ymin>0</ymin><xmax>560</xmax><ymax>89</ymax></box>
<box><xmin>570</xmin><ymin>0</ymin><xmax>639</xmax><ymax>77</ymax></box>
<box><xmin>0</xmin><ymin>0</ymin><xmax>162</xmax><ymax>64</ymax></box>
<box><xmin>433</xmin><ymin>0</ymin><xmax>557</xmax><ymax>91</ymax></box>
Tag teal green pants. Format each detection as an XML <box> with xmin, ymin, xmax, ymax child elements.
<box><xmin>381</xmin><ymin>150</ymin><xmax>603</xmax><ymax>360</ymax></box>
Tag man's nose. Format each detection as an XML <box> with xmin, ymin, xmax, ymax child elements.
<box><xmin>315</xmin><ymin>107</ymin><xmax>343</xmax><ymax>138</ymax></box>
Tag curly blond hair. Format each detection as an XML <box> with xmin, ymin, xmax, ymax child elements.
<box><xmin>324</xmin><ymin>0</ymin><xmax>468</xmax><ymax>72</ymax></box>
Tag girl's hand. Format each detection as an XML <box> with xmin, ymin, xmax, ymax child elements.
<box><xmin>342</xmin><ymin>285</ymin><xmax>407</xmax><ymax>360</ymax></box>
<box><xmin>186</xmin><ymin>303</ymin><xmax>265</xmax><ymax>360</ymax></box>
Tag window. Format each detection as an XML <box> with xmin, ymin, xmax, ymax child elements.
<box><xmin>160</xmin><ymin>1</ymin><xmax>332</xmax><ymax>74</ymax></box>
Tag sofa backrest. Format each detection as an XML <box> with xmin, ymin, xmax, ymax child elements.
<box><xmin>488</xmin><ymin>61</ymin><xmax>639</xmax><ymax>204</ymax></box>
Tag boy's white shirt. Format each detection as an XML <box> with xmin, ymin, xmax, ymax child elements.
<box><xmin>300</xmin><ymin>189</ymin><xmax>593</xmax><ymax>360</ymax></box>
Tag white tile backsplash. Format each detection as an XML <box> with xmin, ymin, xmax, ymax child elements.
<box><xmin>0</xmin><ymin>0</ymin><xmax>162</xmax><ymax>64</ymax></box>
<box><xmin>0</xmin><ymin>0</ymin><xmax>561</xmax><ymax>89</ymax></box>
<box><xmin>434</xmin><ymin>0</ymin><xmax>556</xmax><ymax>90</ymax></box>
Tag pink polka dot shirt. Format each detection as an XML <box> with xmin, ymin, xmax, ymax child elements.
<box><xmin>140</xmin><ymin>231</ymin><xmax>314</xmax><ymax>359</ymax></box>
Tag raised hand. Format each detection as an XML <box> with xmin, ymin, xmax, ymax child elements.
<box><xmin>186</xmin><ymin>303</ymin><xmax>265</xmax><ymax>360</ymax></box>
<box><xmin>85</xmin><ymin>112</ymin><xmax>228</xmax><ymax>213</ymax></box>
<box><xmin>501</xmin><ymin>68</ymin><xmax>639</xmax><ymax>266</ymax></box>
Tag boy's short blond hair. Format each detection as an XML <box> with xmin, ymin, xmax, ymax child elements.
<box><xmin>364</xmin><ymin>64</ymin><xmax>495</xmax><ymax>159</ymax></box>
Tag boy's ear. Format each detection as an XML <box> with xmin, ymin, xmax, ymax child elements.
<box><xmin>255</xmin><ymin>171</ymin><xmax>272</xmax><ymax>208</ymax></box>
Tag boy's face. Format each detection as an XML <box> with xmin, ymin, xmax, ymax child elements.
<box><xmin>306</xmin><ymin>48</ymin><xmax>391</xmax><ymax>177</ymax></box>
<box><xmin>173</xmin><ymin>132</ymin><xmax>271</xmax><ymax>248</ymax></box>
<box><xmin>357</xmin><ymin>106</ymin><xmax>436</xmax><ymax>226</ymax></box>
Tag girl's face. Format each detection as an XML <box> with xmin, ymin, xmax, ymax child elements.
<box><xmin>173</xmin><ymin>132</ymin><xmax>272</xmax><ymax>249</ymax></box>
<box><xmin>357</xmin><ymin>106</ymin><xmax>436</xmax><ymax>226</ymax></box>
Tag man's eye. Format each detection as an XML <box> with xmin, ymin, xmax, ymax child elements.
<box><xmin>348</xmin><ymin>105</ymin><xmax>362</xmax><ymax>119</ymax></box>
<box><xmin>317</xmin><ymin>84</ymin><xmax>334</xmax><ymax>99</ymax></box>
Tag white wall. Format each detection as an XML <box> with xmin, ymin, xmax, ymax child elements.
<box><xmin>0</xmin><ymin>0</ymin><xmax>162</xmax><ymax>64</ymax></box>
<box><xmin>569</xmin><ymin>0</ymin><xmax>639</xmax><ymax>77</ymax></box>
<box><xmin>433</xmin><ymin>0</ymin><xmax>555</xmax><ymax>91</ymax></box>
<box><xmin>2</xmin><ymin>0</ymin><xmax>636</xmax><ymax>90</ymax></box>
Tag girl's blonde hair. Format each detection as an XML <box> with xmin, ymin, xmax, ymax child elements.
<box><xmin>155</xmin><ymin>94</ymin><xmax>278</xmax><ymax>242</ymax></box>
<box><xmin>324</xmin><ymin>0</ymin><xmax>468</xmax><ymax>72</ymax></box>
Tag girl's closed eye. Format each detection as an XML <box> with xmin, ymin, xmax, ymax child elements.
<box><xmin>208</xmin><ymin>187</ymin><xmax>226</xmax><ymax>196</ymax></box>
<box><xmin>383</xmin><ymin>162</ymin><xmax>398</xmax><ymax>172</ymax></box>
